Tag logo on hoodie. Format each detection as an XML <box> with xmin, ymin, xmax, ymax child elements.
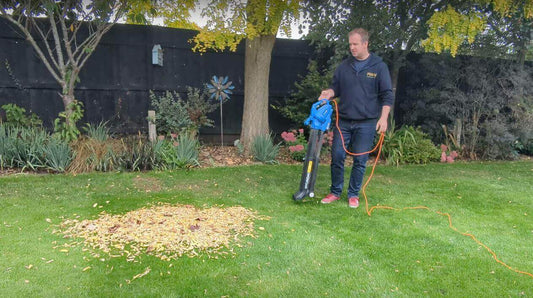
<box><xmin>366</xmin><ymin>72</ymin><xmax>377</xmax><ymax>79</ymax></box>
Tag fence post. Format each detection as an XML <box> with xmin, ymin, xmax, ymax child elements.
<box><xmin>148</xmin><ymin>110</ymin><xmax>156</xmax><ymax>142</ymax></box>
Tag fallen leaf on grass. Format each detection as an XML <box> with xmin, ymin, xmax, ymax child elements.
<box><xmin>126</xmin><ymin>267</ymin><xmax>151</xmax><ymax>284</ymax></box>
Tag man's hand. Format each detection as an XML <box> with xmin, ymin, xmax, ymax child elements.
<box><xmin>376</xmin><ymin>117</ymin><xmax>388</xmax><ymax>133</ymax></box>
<box><xmin>376</xmin><ymin>105</ymin><xmax>391</xmax><ymax>133</ymax></box>
<box><xmin>318</xmin><ymin>89</ymin><xmax>335</xmax><ymax>101</ymax></box>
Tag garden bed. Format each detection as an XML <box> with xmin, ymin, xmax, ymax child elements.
<box><xmin>197</xmin><ymin>145</ymin><xmax>306</xmax><ymax>167</ymax></box>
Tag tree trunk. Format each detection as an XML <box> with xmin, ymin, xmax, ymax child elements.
<box><xmin>240</xmin><ymin>34</ymin><xmax>276</xmax><ymax>151</ymax></box>
<box><xmin>61</xmin><ymin>87</ymin><xmax>75</xmax><ymax>127</ymax></box>
<box><xmin>390</xmin><ymin>62</ymin><xmax>400</xmax><ymax>99</ymax></box>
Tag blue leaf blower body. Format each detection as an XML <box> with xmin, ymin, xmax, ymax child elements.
<box><xmin>293</xmin><ymin>99</ymin><xmax>332</xmax><ymax>201</ymax></box>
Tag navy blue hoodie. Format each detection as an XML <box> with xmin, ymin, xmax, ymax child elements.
<box><xmin>330</xmin><ymin>53</ymin><xmax>394</xmax><ymax>121</ymax></box>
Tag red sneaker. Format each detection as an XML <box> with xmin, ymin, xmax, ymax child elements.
<box><xmin>348</xmin><ymin>197</ymin><xmax>359</xmax><ymax>208</ymax></box>
<box><xmin>321</xmin><ymin>193</ymin><xmax>340</xmax><ymax>204</ymax></box>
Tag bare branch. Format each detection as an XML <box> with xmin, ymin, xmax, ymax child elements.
<box><xmin>30</xmin><ymin>17</ymin><xmax>60</xmax><ymax>71</ymax></box>
<box><xmin>58</xmin><ymin>14</ymin><xmax>75</xmax><ymax>67</ymax></box>
<box><xmin>77</xmin><ymin>26</ymin><xmax>111</xmax><ymax>68</ymax></box>
<box><xmin>48</xmin><ymin>10</ymin><xmax>66</xmax><ymax>76</ymax></box>
<box><xmin>72</xmin><ymin>23</ymin><xmax>113</xmax><ymax>63</ymax></box>
<box><xmin>1</xmin><ymin>13</ymin><xmax>63</xmax><ymax>84</ymax></box>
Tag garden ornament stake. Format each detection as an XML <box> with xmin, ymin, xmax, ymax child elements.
<box><xmin>206</xmin><ymin>76</ymin><xmax>234</xmax><ymax>146</ymax></box>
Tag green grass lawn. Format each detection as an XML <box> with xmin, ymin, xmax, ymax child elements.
<box><xmin>1</xmin><ymin>161</ymin><xmax>532</xmax><ymax>296</ymax></box>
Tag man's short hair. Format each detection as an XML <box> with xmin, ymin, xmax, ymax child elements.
<box><xmin>348</xmin><ymin>28</ymin><xmax>369</xmax><ymax>43</ymax></box>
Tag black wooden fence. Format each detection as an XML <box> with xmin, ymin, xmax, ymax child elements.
<box><xmin>0</xmin><ymin>18</ymin><xmax>312</xmax><ymax>143</ymax></box>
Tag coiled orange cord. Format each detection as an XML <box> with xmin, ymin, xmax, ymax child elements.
<box><xmin>331</xmin><ymin>99</ymin><xmax>533</xmax><ymax>279</ymax></box>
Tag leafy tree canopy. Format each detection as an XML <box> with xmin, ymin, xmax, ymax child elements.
<box><xmin>422</xmin><ymin>0</ymin><xmax>533</xmax><ymax>56</ymax></box>
<box><xmin>191</xmin><ymin>0</ymin><xmax>300</xmax><ymax>52</ymax></box>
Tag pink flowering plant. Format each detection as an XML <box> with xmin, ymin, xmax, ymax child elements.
<box><xmin>440</xmin><ymin>144</ymin><xmax>459</xmax><ymax>163</ymax></box>
<box><xmin>281</xmin><ymin>129</ymin><xmax>307</xmax><ymax>161</ymax></box>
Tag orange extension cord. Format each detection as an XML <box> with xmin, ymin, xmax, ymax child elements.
<box><xmin>331</xmin><ymin>99</ymin><xmax>533</xmax><ymax>279</ymax></box>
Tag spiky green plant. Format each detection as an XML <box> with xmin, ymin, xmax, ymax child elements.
<box><xmin>84</xmin><ymin>120</ymin><xmax>112</xmax><ymax>141</ymax></box>
<box><xmin>251</xmin><ymin>133</ymin><xmax>280</xmax><ymax>164</ymax></box>
<box><xmin>156</xmin><ymin>134</ymin><xmax>199</xmax><ymax>169</ymax></box>
<box><xmin>43</xmin><ymin>137</ymin><xmax>73</xmax><ymax>172</ymax></box>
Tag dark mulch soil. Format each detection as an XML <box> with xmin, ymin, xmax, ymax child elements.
<box><xmin>0</xmin><ymin>168</ymin><xmax>19</xmax><ymax>176</ymax></box>
<box><xmin>197</xmin><ymin>145</ymin><xmax>326</xmax><ymax>167</ymax></box>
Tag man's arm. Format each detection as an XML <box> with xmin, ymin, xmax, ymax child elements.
<box><xmin>376</xmin><ymin>62</ymin><xmax>394</xmax><ymax>133</ymax></box>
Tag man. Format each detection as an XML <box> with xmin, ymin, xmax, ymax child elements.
<box><xmin>319</xmin><ymin>28</ymin><xmax>394</xmax><ymax>208</ymax></box>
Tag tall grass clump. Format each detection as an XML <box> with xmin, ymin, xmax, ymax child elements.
<box><xmin>116</xmin><ymin>135</ymin><xmax>160</xmax><ymax>171</ymax></box>
<box><xmin>68</xmin><ymin>137</ymin><xmax>123</xmax><ymax>173</ymax></box>
<box><xmin>84</xmin><ymin>121</ymin><xmax>112</xmax><ymax>141</ymax></box>
<box><xmin>251</xmin><ymin>133</ymin><xmax>280</xmax><ymax>164</ymax></box>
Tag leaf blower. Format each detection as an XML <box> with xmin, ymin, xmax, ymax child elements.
<box><xmin>293</xmin><ymin>99</ymin><xmax>332</xmax><ymax>201</ymax></box>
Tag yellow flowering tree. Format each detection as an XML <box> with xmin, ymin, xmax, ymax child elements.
<box><xmin>191</xmin><ymin>0</ymin><xmax>301</xmax><ymax>150</ymax></box>
<box><xmin>422</xmin><ymin>0</ymin><xmax>533</xmax><ymax>59</ymax></box>
<box><xmin>125</xmin><ymin>0</ymin><xmax>199</xmax><ymax>30</ymax></box>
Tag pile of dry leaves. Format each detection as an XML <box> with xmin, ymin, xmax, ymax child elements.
<box><xmin>56</xmin><ymin>203</ymin><xmax>269</xmax><ymax>261</ymax></box>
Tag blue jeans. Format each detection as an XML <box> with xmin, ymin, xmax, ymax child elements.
<box><xmin>330</xmin><ymin>119</ymin><xmax>377</xmax><ymax>198</ymax></box>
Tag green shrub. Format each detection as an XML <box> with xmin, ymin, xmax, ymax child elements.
<box><xmin>149</xmin><ymin>90</ymin><xmax>192</xmax><ymax>136</ymax></box>
<box><xmin>149</xmin><ymin>87</ymin><xmax>217</xmax><ymax>137</ymax></box>
<box><xmin>514</xmin><ymin>138</ymin><xmax>533</xmax><ymax>156</ymax></box>
<box><xmin>1</xmin><ymin>103</ymin><xmax>42</xmax><ymax>127</ymax></box>
<box><xmin>251</xmin><ymin>133</ymin><xmax>280</xmax><ymax>164</ymax></box>
<box><xmin>272</xmin><ymin>60</ymin><xmax>332</xmax><ymax>125</ymax></box>
<box><xmin>381</xmin><ymin>125</ymin><xmax>440</xmax><ymax>166</ymax></box>
<box><xmin>156</xmin><ymin>134</ymin><xmax>199</xmax><ymax>169</ymax></box>
<box><xmin>397</xmin><ymin>56</ymin><xmax>533</xmax><ymax>160</ymax></box>
<box><xmin>185</xmin><ymin>86</ymin><xmax>217</xmax><ymax>134</ymax></box>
